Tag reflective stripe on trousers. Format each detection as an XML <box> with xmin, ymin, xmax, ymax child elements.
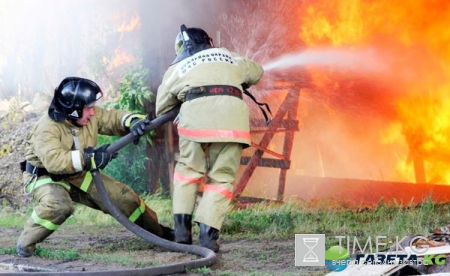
<box><xmin>129</xmin><ymin>197</ymin><xmax>146</xmax><ymax>223</ymax></box>
<box><xmin>25</xmin><ymin>176</ymin><xmax>71</xmax><ymax>194</ymax></box>
<box><xmin>31</xmin><ymin>210</ymin><xmax>59</xmax><ymax>231</ymax></box>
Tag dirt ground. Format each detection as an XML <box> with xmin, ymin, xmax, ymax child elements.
<box><xmin>0</xmin><ymin>224</ymin><xmax>325</xmax><ymax>275</ymax></box>
<box><xmin>0</xmin><ymin>104</ymin><xmax>326</xmax><ymax>275</ymax></box>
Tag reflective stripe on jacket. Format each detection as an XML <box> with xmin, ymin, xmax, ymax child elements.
<box><xmin>155</xmin><ymin>47</ymin><xmax>264</xmax><ymax>146</ymax></box>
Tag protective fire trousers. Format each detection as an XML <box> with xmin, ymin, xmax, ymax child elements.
<box><xmin>173</xmin><ymin>138</ymin><xmax>243</xmax><ymax>230</ymax></box>
<box><xmin>17</xmin><ymin>171</ymin><xmax>163</xmax><ymax>253</ymax></box>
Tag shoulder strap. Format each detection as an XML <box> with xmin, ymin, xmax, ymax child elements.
<box><xmin>242</xmin><ymin>86</ymin><xmax>272</xmax><ymax>125</ymax></box>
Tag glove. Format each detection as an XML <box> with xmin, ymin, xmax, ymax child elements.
<box><xmin>83</xmin><ymin>144</ymin><xmax>118</xmax><ymax>171</ymax></box>
<box><xmin>124</xmin><ymin>114</ymin><xmax>151</xmax><ymax>143</ymax></box>
<box><xmin>129</xmin><ymin>117</ymin><xmax>150</xmax><ymax>137</ymax></box>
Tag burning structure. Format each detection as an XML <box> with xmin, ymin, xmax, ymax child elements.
<box><xmin>225</xmin><ymin>0</ymin><xmax>450</xmax><ymax>207</ymax></box>
<box><xmin>1</xmin><ymin>0</ymin><xmax>450</xmax><ymax>207</ymax></box>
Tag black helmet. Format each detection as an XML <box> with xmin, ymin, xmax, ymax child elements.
<box><xmin>173</xmin><ymin>24</ymin><xmax>214</xmax><ymax>64</ymax></box>
<box><xmin>48</xmin><ymin>77</ymin><xmax>103</xmax><ymax>121</ymax></box>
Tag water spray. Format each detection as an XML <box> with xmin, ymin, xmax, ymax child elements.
<box><xmin>262</xmin><ymin>48</ymin><xmax>383</xmax><ymax>73</ymax></box>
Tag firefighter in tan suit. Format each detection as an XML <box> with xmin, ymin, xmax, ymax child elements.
<box><xmin>156</xmin><ymin>24</ymin><xmax>264</xmax><ymax>252</ymax></box>
<box><xmin>17</xmin><ymin>77</ymin><xmax>174</xmax><ymax>257</ymax></box>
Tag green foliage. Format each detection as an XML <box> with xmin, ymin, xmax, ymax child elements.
<box><xmin>100</xmin><ymin>65</ymin><xmax>156</xmax><ymax>193</ymax></box>
<box><xmin>105</xmin><ymin>66</ymin><xmax>154</xmax><ymax>112</ymax></box>
<box><xmin>99</xmin><ymin>135</ymin><xmax>149</xmax><ymax>194</ymax></box>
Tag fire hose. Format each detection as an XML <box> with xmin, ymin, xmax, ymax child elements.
<box><xmin>8</xmin><ymin>106</ymin><xmax>217</xmax><ymax>275</ymax></box>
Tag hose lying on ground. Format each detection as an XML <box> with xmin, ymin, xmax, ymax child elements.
<box><xmin>8</xmin><ymin>106</ymin><xmax>217</xmax><ymax>276</ymax></box>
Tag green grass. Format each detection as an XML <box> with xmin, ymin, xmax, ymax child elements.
<box><xmin>186</xmin><ymin>266</ymin><xmax>212</xmax><ymax>274</ymax></box>
<box><xmin>2</xmin><ymin>195</ymin><xmax>450</xmax><ymax>240</ymax></box>
<box><xmin>2</xmin><ymin>194</ymin><xmax>450</xmax><ymax>268</ymax></box>
<box><xmin>221</xmin><ymin>198</ymin><xmax>450</xmax><ymax>253</ymax></box>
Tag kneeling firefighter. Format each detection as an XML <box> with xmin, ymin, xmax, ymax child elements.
<box><xmin>155</xmin><ymin>25</ymin><xmax>264</xmax><ymax>252</ymax></box>
<box><xmin>17</xmin><ymin>77</ymin><xmax>174</xmax><ymax>257</ymax></box>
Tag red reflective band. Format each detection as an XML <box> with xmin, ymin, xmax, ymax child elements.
<box><xmin>178</xmin><ymin>127</ymin><xmax>251</xmax><ymax>141</ymax></box>
<box><xmin>204</xmin><ymin>184</ymin><xmax>233</xmax><ymax>199</ymax></box>
<box><xmin>174</xmin><ymin>172</ymin><xmax>202</xmax><ymax>184</ymax></box>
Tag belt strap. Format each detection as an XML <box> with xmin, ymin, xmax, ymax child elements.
<box><xmin>242</xmin><ymin>85</ymin><xmax>273</xmax><ymax>125</ymax></box>
<box><xmin>184</xmin><ymin>84</ymin><xmax>272</xmax><ymax>125</ymax></box>
<box><xmin>23</xmin><ymin>161</ymin><xmax>78</xmax><ymax>181</ymax></box>
<box><xmin>185</xmin><ymin>85</ymin><xmax>243</xmax><ymax>101</ymax></box>
<box><xmin>25</xmin><ymin>162</ymin><xmax>50</xmax><ymax>176</ymax></box>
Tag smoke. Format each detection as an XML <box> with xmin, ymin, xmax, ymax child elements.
<box><xmin>0</xmin><ymin>0</ymin><xmax>128</xmax><ymax>99</ymax></box>
<box><xmin>3</xmin><ymin>0</ymin><xmax>430</xmax><ymax>201</ymax></box>
<box><xmin>0</xmin><ymin>0</ymin><xmax>231</xmax><ymax>100</ymax></box>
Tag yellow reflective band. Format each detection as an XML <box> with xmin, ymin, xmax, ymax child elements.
<box><xmin>124</xmin><ymin>114</ymin><xmax>146</xmax><ymax>128</ymax></box>
<box><xmin>80</xmin><ymin>172</ymin><xmax>92</xmax><ymax>192</ymax></box>
<box><xmin>129</xmin><ymin>198</ymin><xmax>146</xmax><ymax>223</ymax></box>
<box><xmin>124</xmin><ymin>115</ymin><xmax>134</xmax><ymax>128</ymax></box>
<box><xmin>31</xmin><ymin>210</ymin><xmax>59</xmax><ymax>231</ymax></box>
<box><xmin>25</xmin><ymin>177</ymin><xmax>71</xmax><ymax>194</ymax></box>
<box><xmin>90</xmin><ymin>156</ymin><xmax>96</xmax><ymax>169</ymax></box>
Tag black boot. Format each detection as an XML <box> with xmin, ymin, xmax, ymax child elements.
<box><xmin>159</xmin><ymin>224</ymin><xmax>175</xmax><ymax>241</ymax></box>
<box><xmin>199</xmin><ymin>223</ymin><xmax>220</xmax><ymax>252</ymax></box>
<box><xmin>17</xmin><ymin>244</ymin><xmax>35</xmax><ymax>258</ymax></box>
<box><xmin>174</xmin><ymin>214</ymin><xmax>192</xmax><ymax>244</ymax></box>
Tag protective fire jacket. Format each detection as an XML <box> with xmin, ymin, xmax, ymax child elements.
<box><xmin>155</xmin><ymin>47</ymin><xmax>264</xmax><ymax>146</ymax></box>
<box><xmin>25</xmin><ymin>106</ymin><xmax>131</xmax><ymax>179</ymax></box>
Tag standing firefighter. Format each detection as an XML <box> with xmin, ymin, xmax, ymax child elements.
<box><xmin>156</xmin><ymin>24</ymin><xmax>264</xmax><ymax>252</ymax></box>
<box><xmin>17</xmin><ymin>77</ymin><xmax>174</xmax><ymax>257</ymax></box>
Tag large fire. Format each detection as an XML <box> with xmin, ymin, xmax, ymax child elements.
<box><xmin>102</xmin><ymin>13</ymin><xmax>141</xmax><ymax>78</ymax></box>
<box><xmin>297</xmin><ymin>0</ymin><xmax>450</xmax><ymax>184</ymax></box>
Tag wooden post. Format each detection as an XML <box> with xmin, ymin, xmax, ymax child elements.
<box><xmin>277</xmin><ymin>90</ymin><xmax>299</xmax><ymax>201</ymax></box>
<box><xmin>234</xmin><ymin>88</ymin><xmax>300</xmax><ymax>199</ymax></box>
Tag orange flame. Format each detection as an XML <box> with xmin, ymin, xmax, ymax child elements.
<box><xmin>109</xmin><ymin>48</ymin><xmax>133</xmax><ymax>69</ymax></box>
<box><xmin>102</xmin><ymin>13</ymin><xmax>140</xmax><ymax>72</ymax></box>
<box><xmin>118</xmin><ymin>13</ymin><xmax>141</xmax><ymax>33</ymax></box>
<box><xmin>296</xmin><ymin>0</ymin><xmax>450</xmax><ymax>184</ymax></box>
<box><xmin>117</xmin><ymin>13</ymin><xmax>141</xmax><ymax>41</ymax></box>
